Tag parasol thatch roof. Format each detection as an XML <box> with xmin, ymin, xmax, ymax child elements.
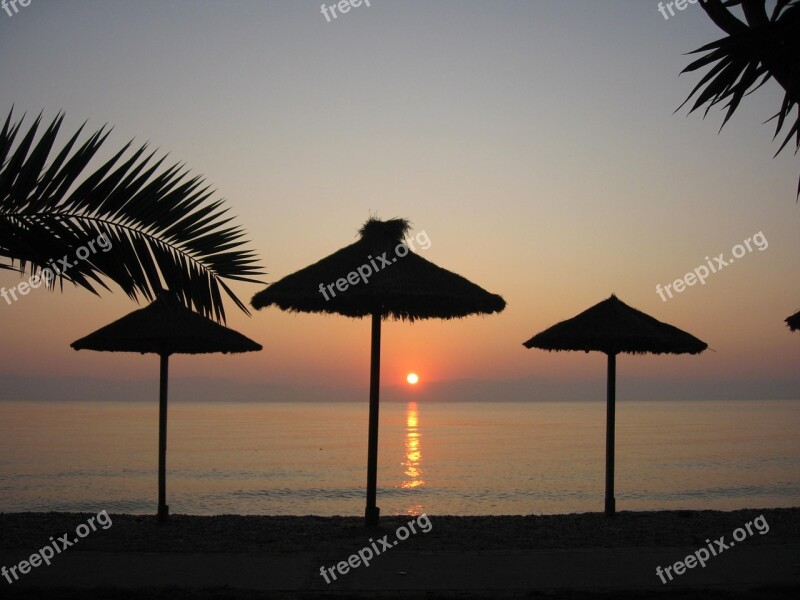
<box><xmin>71</xmin><ymin>293</ymin><xmax>262</xmax><ymax>356</ymax></box>
<box><xmin>251</xmin><ymin>218</ymin><xmax>506</xmax><ymax>321</ymax></box>
<box><xmin>786</xmin><ymin>310</ymin><xmax>800</xmax><ymax>332</ymax></box>
<box><xmin>523</xmin><ymin>294</ymin><xmax>707</xmax><ymax>355</ymax></box>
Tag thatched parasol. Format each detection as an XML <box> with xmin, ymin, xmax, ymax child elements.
<box><xmin>251</xmin><ymin>217</ymin><xmax>505</xmax><ymax>526</ymax></box>
<box><xmin>523</xmin><ymin>294</ymin><xmax>707</xmax><ymax>517</ymax></box>
<box><xmin>786</xmin><ymin>310</ymin><xmax>800</xmax><ymax>332</ymax></box>
<box><xmin>71</xmin><ymin>293</ymin><xmax>262</xmax><ymax>523</ymax></box>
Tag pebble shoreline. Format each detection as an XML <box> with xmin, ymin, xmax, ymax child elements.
<box><xmin>2</xmin><ymin>508</ymin><xmax>797</xmax><ymax>554</ymax></box>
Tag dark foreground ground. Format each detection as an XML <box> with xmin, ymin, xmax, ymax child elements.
<box><xmin>2</xmin><ymin>587</ymin><xmax>799</xmax><ymax>600</ymax></box>
<box><xmin>1</xmin><ymin>508</ymin><xmax>798</xmax><ymax>599</ymax></box>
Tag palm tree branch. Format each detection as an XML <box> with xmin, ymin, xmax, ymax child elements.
<box><xmin>680</xmin><ymin>1</ymin><xmax>800</xmax><ymax>196</ymax></box>
<box><xmin>1</xmin><ymin>109</ymin><xmax>265</xmax><ymax>321</ymax></box>
<box><xmin>7</xmin><ymin>211</ymin><xmax>261</xmax><ymax>284</ymax></box>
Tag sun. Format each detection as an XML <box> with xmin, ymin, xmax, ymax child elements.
<box><xmin>406</xmin><ymin>373</ymin><xmax>419</xmax><ymax>385</ymax></box>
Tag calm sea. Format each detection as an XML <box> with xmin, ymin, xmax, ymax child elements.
<box><xmin>0</xmin><ymin>400</ymin><xmax>798</xmax><ymax>516</ymax></box>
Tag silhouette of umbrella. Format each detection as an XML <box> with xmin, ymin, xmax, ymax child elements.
<box><xmin>786</xmin><ymin>310</ymin><xmax>800</xmax><ymax>332</ymax></box>
<box><xmin>71</xmin><ymin>293</ymin><xmax>261</xmax><ymax>523</ymax></box>
<box><xmin>523</xmin><ymin>294</ymin><xmax>707</xmax><ymax>517</ymax></box>
<box><xmin>251</xmin><ymin>218</ymin><xmax>505</xmax><ymax>525</ymax></box>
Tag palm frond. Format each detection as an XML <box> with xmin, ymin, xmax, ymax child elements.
<box><xmin>0</xmin><ymin>109</ymin><xmax>264</xmax><ymax>322</ymax></box>
<box><xmin>679</xmin><ymin>1</ymin><xmax>800</xmax><ymax>196</ymax></box>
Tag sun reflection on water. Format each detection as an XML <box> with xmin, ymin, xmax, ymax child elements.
<box><xmin>400</xmin><ymin>400</ymin><xmax>426</xmax><ymax>519</ymax></box>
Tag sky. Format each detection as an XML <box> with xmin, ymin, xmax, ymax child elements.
<box><xmin>1</xmin><ymin>0</ymin><xmax>799</xmax><ymax>402</ymax></box>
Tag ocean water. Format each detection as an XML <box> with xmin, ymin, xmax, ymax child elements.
<box><xmin>0</xmin><ymin>400</ymin><xmax>798</xmax><ymax>516</ymax></box>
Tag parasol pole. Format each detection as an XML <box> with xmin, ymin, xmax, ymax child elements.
<box><xmin>365</xmin><ymin>311</ymin><xmax>382</xmax><ymax>527</ymax></box>
<box><xmin>158</xmin><ymin>352</ymin><xmax>170</xmax><ymax>524</ymax></box>
<box><xmin>605</xmin><ymin>351</ymin><xmax>616</xmax><ymax>517</ymax></box>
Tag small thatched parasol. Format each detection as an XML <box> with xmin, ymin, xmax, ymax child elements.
<box><xmin>252</xmin><ymin>217</ymin><xmax>505</xmax><ymax>526</ymax></box>
<box><xmin>786</xmin><ymin>310</ymin><xmax>800</xmax><ymax>332</ymax></box>
<box><xmin>71</xmin><ymin>293</ymin><xmax>262</xmax><ymax>523</ymax></box>
<box><xmin>523</xmin><ymin>294</ymin><xmax>707</xmax><ymax>517</ymax></box>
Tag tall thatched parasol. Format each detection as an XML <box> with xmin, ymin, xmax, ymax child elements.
<box><xmin>523</xmin><ymin>294</ymin><xmax>707</xmax><ymax>517</ymax></box>
<box><xmin>786</xmin><ymin>310</ymin><xmax>800</xmax><ymax>332</ymax></box>
<box><xmin>71</xmin><ymin>293</ymin><xmax>262</xmax><ymax>523</ymax></box>
<box><xmin>251</xmin><ymin>217</ymin><xmax>505</xmax><ymax>526</ymax></box>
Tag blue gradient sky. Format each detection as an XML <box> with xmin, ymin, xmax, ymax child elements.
<box><xmin>1</xmin><ymin>1</ymin><xmax>798</xmax><ymax>400</ymax></box>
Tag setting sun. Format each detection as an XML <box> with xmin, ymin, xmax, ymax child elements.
<box><xmin>406</xmin><ymin>373</ymin><xmax>419</xmax><ymax>385</ymax></box>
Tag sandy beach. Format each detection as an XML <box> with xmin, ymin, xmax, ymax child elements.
<box><xmin>2</xmin><ymin>508</ymin><xmax>798</xmax><ymax>598</ymax></box>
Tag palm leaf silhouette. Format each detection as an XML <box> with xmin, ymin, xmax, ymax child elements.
<box><xmin>1</xmin><ymin>109</ymin><xmax>264</xmax><ymax>321</ymax></box>
<box><xmin>678</xmin><ymin>0</ymin><xmax>800</xmax><ymax>196</ymax></box>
